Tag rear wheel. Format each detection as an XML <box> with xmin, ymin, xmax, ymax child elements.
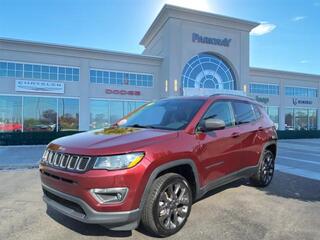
<box><xmin>141</xmin><ymin>173</ymin><xmax>192</xmax><ymax>237</ymax></box>
<box><xmin>250</xmin><ymin>149</ymin><xmax>275</xmax><ymax>187</ymax></box>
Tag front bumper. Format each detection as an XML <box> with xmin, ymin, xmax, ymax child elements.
<box><xmin>39</xmin><ymin>161</ymin><xmax>148</xmax><ymax>212</ymax></box>
<box><xmin>42</xmin><ymin>184</ymin><xmax>140</xmax><ymax>230</ymax></box>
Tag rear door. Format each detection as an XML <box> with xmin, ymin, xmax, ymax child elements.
<box><xmin>196</xmin><ymin>100</ymin><xmax>243</xmax><ymax>184</ymax></box>
<box><xmin>231</xmin><ymin>101</ymin><xmax>264</xmax><ymax>169</ymax></box>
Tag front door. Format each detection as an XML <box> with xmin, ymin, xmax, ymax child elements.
<box><xmin>196</xmin><ymin>100</ymin><xmax>243</xmax><ymax>185</ymax></box>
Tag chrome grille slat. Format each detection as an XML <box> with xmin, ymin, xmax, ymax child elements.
<box><xmin>48</xmin><ymin>151</ymin><xmax>55</xmax><ymax>164</ymax></box>
<box><xmin>68</xmin><ymin>156</ymin><xmax>79</xmax><ymax>170</ymax></box>
<box><xmin>52</xmin><ymin>153</ymin><xmax>58</xmax><ymax>165</ymax></box>
<box><xmin>54</xmin><ymin>153</ymin><xmax>62</xmax><ymax>166</ymax></box>
<box><xmin>44</xmin><ymin>151</ymin><xmax>90</xmax><ymax>172</ymax></box>
<box><xmin>60</xmin><ymin>154</ymin><xmax>70</xmax><ymax>168</ymax></box>
<box><xmin>42</xmin><ymin>150</ymin><xmax>49</xmax><ymax>162</ymax></box>
<box><xmin>46</xmin><ymin>151</ymin><xmax>51</xmax><ymax>163</ymax></box>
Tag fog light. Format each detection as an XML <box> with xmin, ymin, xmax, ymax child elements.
<box><xmin>90</xmin><ymin>188</ymin><xmax>128</xmax><ymax>204</ymax></box>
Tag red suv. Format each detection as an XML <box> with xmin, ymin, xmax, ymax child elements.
<box><xmin>39</xmin><ymin>94</ymin><xmax>277</xmax><ymax>237</ymax></box>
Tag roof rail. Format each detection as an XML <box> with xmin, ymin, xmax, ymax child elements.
<box><xmin>209</xmin><ymin>91</ymin><xmax>262</xmax><ymax>104</ymax></box>
<box><xmin>209</xmin><ymin>89</ymin><xmax>247</xmax><ymax>97</ymax></box>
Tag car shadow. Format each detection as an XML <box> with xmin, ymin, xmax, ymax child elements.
<box><xmin>46</xmin><ymin>170</ymin><xmax>320</xmax><ymax>238</ymax></box>
<box><xmin>252</xmin><ymin>170</ymin><xmax>320</xmax><ymax>202</ymax></box>
<box><xmin>46</xmin><ymin>207</ymin><xmax>132</xmax><ymax>237</ymax></box>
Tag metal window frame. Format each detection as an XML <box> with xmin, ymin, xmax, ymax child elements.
<box><xmin>285</xmin><ymin>107</ymin><xmax>318</xmax><ymax>130</ymax></box>
<box><xmin>249</xmin><ymin>82</ymin><xmax>280</xmax><ymax>95</ymax></box>
<box><xmin>89</xmin><ymin>67</ymin><xmax>154</xmax><ymax>88</ymax></box>
<box><xmin>0</xmin><ymin>60</ymin><xmax>80</xmax><ymax>82</ymax></box>
<box><xmin>285</xmin><ymin>85</ymin><xmax>318</xmax><ymax>98</ymax></box>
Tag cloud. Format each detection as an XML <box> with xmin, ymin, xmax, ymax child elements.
<box><xmin>292</xmin><ymin>16</ymin><xmax>306</xmax><ymax>22</ymax></box>
<box><xmin>250</xmin><ymin>22</ymin><xmax>276</xmax><ymax>36</ymax></box>
<box><xmin>300</xmin><ymin>60</ymin><xmax>309</xmax><ymax>64</ymax></box>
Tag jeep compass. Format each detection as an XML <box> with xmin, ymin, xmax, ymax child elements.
<box><xmin>39</xmin><ymin>94</ymin><xmax>277</xmax><ymax>237</ymax></box>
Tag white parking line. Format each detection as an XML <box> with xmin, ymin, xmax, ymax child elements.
<box><xmin>276</xmin><ymin>164</ymin><xmax>320</xmax><ymax>181</ymax></box>
<box><xmin>277</xmin><ymin>156</ymin><xmax>320</xmax><ymax>166</ymax></box>
<box><xmin>279</xmin><ymin>150</ymin><xmax>320</xmax><ymax>158</ymax></box>
<box><xmin>279</xmin><ymin>145</ymin><xmax>320</xmax><ymax>153</ymax></box>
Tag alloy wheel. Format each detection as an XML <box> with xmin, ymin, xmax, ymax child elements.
<box><xmin>261</xmin><ymin>152</ymin><xmax>274</xmax><ymax>185</ymax></box>
<box><xmin>157</xmin><ymin>182</ymin><xmax>190</xmax><ymax>230</ymax></box>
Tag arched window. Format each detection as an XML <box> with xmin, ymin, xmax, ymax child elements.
<box><xmin>181</xmin><ymin>53</ymin><xmax>235</xmax><ymax>94</ymax></box>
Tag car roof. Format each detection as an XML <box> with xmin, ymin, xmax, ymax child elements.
<box><xmin>164</xmin><ymin>94</ymin><xmax>258</xmax><ymax>102</ymax></box>
<box><xmin>163</xmin><ymin>96</ymin><xmax>210</xmax><ymax>100</ymax></box>
<box><xmin>161</xmin><ymin>94</ymin><xmax>263</xmax><ymax>107</ymax></box>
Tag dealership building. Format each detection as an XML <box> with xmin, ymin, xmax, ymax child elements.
<box><xmin>1</xmin><ymin>4</ymin><xmax>320</xmax><ymax>132</ymax></box>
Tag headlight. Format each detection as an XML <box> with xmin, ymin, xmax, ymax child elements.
<box><xmin>93</xmin><ymin>152</ymin><xmax>144</xmax><ymax>170</ymax></box>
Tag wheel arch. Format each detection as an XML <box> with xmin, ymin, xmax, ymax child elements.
<box><xmin>258</xmin><ymin>140</ymin><xmax>277</xmax><ymax>166</ymax></box>
<box><xmin>265</xmin><ymin>143</ymin><xmax>277</xmax><ymax>158</ymax></box>
<box><xmin>139</xmin><ymin>159</ymin><xmax>201</xmax><ymax>212</ymax></box>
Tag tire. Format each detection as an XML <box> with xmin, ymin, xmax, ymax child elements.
<box><xmin>141</xmin><ymin>173</ymin><xmax>192</xmax><ymax>237</ymax></box>
<box><xmin>250</xmin><ymin>149</ymin><xmax>275</xmax><ymax>187</ymax></box>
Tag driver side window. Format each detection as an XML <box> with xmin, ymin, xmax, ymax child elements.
<box><xmin>201</xmin><ymin>101</ymin><xmax>235</xmax><ymax>127</ymax></box>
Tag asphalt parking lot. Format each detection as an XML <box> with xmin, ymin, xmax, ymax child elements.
<box><xmin>0</xmin><ymin>139</ymin><xmax>320</xmax><ymax>240</ymax></box>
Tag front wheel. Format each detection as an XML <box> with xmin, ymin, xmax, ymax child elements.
<box><xmin>141</xmin><ymin>173</ymin><xmax>192</xmax><ymax>237</ymax></box>
<box><xmin>250</xmin><ymin>149</ymin><xmax>275</xmax><ymax>187</ymax></box>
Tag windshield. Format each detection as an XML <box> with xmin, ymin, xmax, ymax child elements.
<box><xmin>118</xmin><ymin>98</ymin><xmax>205</xmax><ymax>130</ymax></box>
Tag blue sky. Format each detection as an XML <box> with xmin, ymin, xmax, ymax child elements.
<box><xmin>0</xmin><ymin>0</ymin><xmax>319</xmax><ymax>74</ymax></box>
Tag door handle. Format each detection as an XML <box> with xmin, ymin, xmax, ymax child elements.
<box><xmin>231</xmin><ymin>132</ymin><xmax>240</xmax><ymax>138</ymax></box>
<box><xmin>257</xmin><ymin>126</ymin><xmax>264</xmax><ymax>131</ymax></box>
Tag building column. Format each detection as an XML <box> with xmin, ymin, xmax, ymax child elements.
<box><xmin>79</xmin><ymin>60</ymin><xmax>90</xmax><ymax>131</ymax></box>
<box><xmin>278</xmin><ymin>79</ymin><xmax>286</xmax><ymax>130</ymax></box>
<box><xmin>279</xmin><ymin>107</ymin><xmax>285</xmax><ymax>130</ymax></box>
<box><xmin>317</xmin><ymin>109</ymin><xmax>320</xmax><ymax>130</ymax></box>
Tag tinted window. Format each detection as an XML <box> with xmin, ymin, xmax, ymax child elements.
<box><xmin>128</xmin><ymin>105</ymin><xmax>166</xmax><ymax>126</ymax></box>
<box><xmin>0</xmin><ymin>96</ymin><xmax>22</xmax><ymax>132</ymax></box>
<box><xmin>232</xmin><ymin>101</ymin><xmax>256</xmax><ymax>124</ymax></box>
<box><xmin>265</xmin><ymin>106</ymin><xmax>279</xmax><ymax>129</ymax></box>
<box><xmin>120</xmin><ymin>99</ymin><xmax>205</xmax><ymax>130</ymax></box>
<box><xmin>202</xmin><ymin>101</ymin><xmax>235</xmax><ymax>127</ymax></box>
<box><xmin>58</xmin><ymin>98</ymin><xmax>79</xmax><ymax>131</ymax></box>
<box><xmin>253</xmin><ymin>104</ymin><xmax>262</xmax><ymax>120</ymax></box>
<box><xmin>23</xmin><ymin>97</ymin><xmax>57</xmax><ymax>132</ymax></box>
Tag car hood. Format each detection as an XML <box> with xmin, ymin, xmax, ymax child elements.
<box><xmin>48</xmin><ymin>127</ymin><xmax>178</xmax><ymax>156</ymax></box>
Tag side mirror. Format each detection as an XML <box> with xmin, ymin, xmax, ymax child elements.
<box><xmin>203</xmin><ymin>118</ymin><xmax>226</xmax><ymax>131</ymax></box>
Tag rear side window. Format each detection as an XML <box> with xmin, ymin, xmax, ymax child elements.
<box><xmin>201</xmin><ymin>101</ymin><xmax>235</xmax><ymax>127</ymax></box>
<box><xmin>232</xmin><ymin>101</ymin><xmax>256</xmax><ymax>124</ymax></box>
<box><xmin>253</xmin><ymin>104</ymin><xmax>262</xmax><ymax>120</ymax></box>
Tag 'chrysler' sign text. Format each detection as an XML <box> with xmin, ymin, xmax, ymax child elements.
<box><xmin>15</xmin><ymin>80</ymin><xmax>64</xmax><ymax>94</ymax></box>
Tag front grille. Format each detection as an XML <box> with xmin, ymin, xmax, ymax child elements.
<box><xmin>42</xmin><ymin>150</ymin><xmax>91</xmax><ymax>172</ymax></box>
<box><xmin>43</xmin><ymin>189</ymin><xmax>86</xmax><ymax>216</ymax></box>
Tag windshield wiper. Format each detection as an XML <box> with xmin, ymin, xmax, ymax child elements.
<box><xmin>125</xmin><ymin>124</ymin><xmax>172</xmax><ymax>130</ymax></box>
<box><xmin>126</xmin><ymin>124</ymin><xmax>153</xmax><ymax>129</ymax></box>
